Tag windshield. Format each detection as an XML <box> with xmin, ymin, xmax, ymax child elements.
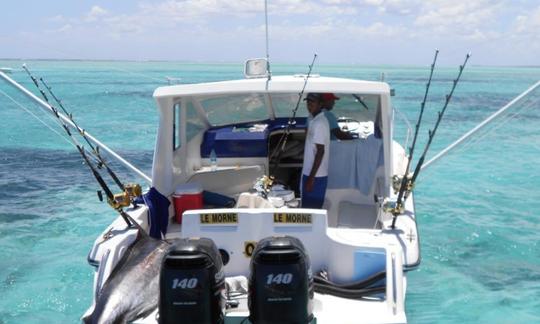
<box><xmin>196</xmin><ymin>93</ymin><xmax>269</xmax><ymax>125</ymax></box>
<box><xmin>314</xmin><ymin>93</ymin><xmax>379</xmax><ymax>122</ymax></box>
<box><xmin>194</xmin><ymin>92</ymin><xmax>381</xmax><ymax>126</ymax></box>
<box><xmin>272</xmin><ymin>93</ymin><xmax>380</xmax><ymax>123</ymax></box>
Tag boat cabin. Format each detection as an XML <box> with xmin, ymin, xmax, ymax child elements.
<box><xmin>152</xmin><ymin>75</ymin><xmax>396</xmax><ymax>229</ymax></box>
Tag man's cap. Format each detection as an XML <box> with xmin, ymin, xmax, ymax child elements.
<box><xmin>322</xmin><ymin>93</ymin><xmax>340</xmax><ymax>101</ymax></box>
<box><xmin>304</xmin><ymin>93</ymin><xmax>322</xmax><ymax>102</ymax></box>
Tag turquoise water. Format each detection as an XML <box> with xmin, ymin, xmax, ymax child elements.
<box><xmin>1</xmin><ymin>60</ymin><xmax>539</xmax><ymax>323</ymax></box>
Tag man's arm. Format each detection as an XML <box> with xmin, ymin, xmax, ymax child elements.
<box><xmin>331</xmin><ymin>128</ymin><xmax>356</xmax><ymax>140</ymax></box>
<box><xmin>326</xmin><ymin>111</ymin><xmax>355</xmax><ymax>140</ymax></box>
<box><xmin>306</xmin><ymin>144</ymin><xmax>324</xmax><ymax>192</ymax></box>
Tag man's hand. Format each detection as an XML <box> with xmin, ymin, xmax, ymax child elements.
<box><xmin>305</xmin><ymin>176</ymin><xmax>315</xmax><ymax>192</ymax></box>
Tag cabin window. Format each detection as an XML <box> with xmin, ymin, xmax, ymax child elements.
<box><xmin>186</xmin><ymin>100</ymin><xmax>205</xmax><ymax>143</ymax></box>
<box><xmin>332</xmin><ymin>94</ymin><xmax>382</xmax><ymax>137</ymax></box>
<box><xmin>270</xmin><ymin>93</ymin><xmax>309</xmax><ymax>118</ymax></box>
<box><xmin>270</xmin><ymin>93</ymin><xmax>380</xmax><ymax>123</ymax></box>
<box><xmin>199</xmin><ymin>93</ymin><xmax>269</xmax><ymax>126</ymax></box>
<box><xmin>323</xmin><ymin>94</ymin><xmax>379</xmax><ymax>122</ymax></box>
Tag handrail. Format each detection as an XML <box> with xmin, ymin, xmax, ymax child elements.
<box><xmin>0</xmin><ymin>71</ymin><xmax>152</xmax><ymax>184</ymax></box>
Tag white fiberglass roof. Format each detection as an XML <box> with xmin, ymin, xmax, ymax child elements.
<box><xmin>153</xmin><ymin>75</ymin><xmax>390</xmax><ymax>99</ymax></box>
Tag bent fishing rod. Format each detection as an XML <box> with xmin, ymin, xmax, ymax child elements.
<box><xmin>394</xmin><ymin>50</ymin><xmax>439</xmax><ymax>215</ymax></box>
<box><xmin>391</xmin><ymin>53</ymin><xmax>471</xmax><ymax>229</ymax></box>
<box><xmin>22</xmin><ymin>65</ymin><xmax>134</xmax><ymax>227</ymax></box>
<box><xmin>269</xmin><ymin>53</ymin><xmax>317</xmax><ymax>173</ymax></box>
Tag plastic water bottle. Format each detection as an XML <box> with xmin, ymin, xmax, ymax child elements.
<box><xmin>210</xmin><ymin>149</ymin><xmax>217</xmax><ymax>171</ymax></box>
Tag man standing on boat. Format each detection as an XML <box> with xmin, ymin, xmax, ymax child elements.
<box><xmin>302</xmin><ymin>93</ymin><xmax>330</xmax><ymax>208</ymax></box>
<box><xmin>321</xmin><ymin>93</ymin><xmax>356</xmax><ymax>140</ymax></box>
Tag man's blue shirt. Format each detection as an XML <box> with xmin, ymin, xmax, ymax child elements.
<box><xmin>323</xmin><ymin>109</ymin><xmax>339</xmax><ymax>140</ymax></box>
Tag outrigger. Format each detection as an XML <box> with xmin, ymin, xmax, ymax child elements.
<box><xmin>1</xmin><ymin>53</ymin><xmax>477</xmax><ymax>323</ymax></box>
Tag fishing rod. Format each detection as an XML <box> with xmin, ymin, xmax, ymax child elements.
<box><xmin>264</xmin><ymin>0</ymin><xmax>272</xmax><ymax>81</ymax></box>
<box><xmin>391</xmin><ymin>53</ymin><xmax>471</xmax><ymax>229</ymax></box>
<box><xmin>352</xmin><ymin>94</ymin><xmax>370</xmax><ymax>110</ymax></box>
<box><xmin>22</xmin><ymin>65</ymin><xmax>135</xmax><ymax>227</ymax></box>
<box><xmin>39</xmin><ymin>76</ymin><xmax>125</xmax><ymax>191</ymax></box>
<box><xmin>269</xmin><ymin>53</ymin><xmax>317</xmax><ymax>173</ymax></box>
<box><xmin>393</xmin><ymin>50</ymin><xmax>439</xmax><ymax>216</ymax></box>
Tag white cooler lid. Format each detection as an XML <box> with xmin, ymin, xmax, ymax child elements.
<box><xmin>174</xmin><ymin>182</ymin><xmax>203</xmax><ymax>195</ymax></box>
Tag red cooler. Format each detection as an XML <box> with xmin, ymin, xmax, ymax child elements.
<box><xmin>173</xmin><ymin>183</ymin><xmax>203</xmax><ymax>223</ymax></box>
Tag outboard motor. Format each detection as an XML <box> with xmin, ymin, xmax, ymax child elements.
<box><xmin>249</xmin><ymin>236</ymin><xmax>313</xmax><ymax>324</ymax></box>
<box><xmin>159</xmin><ymin>238</ymin><xmax>225</xmax><ymax>324</ymax></box>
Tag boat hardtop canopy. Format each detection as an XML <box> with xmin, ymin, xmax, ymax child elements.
<box><xmin>153</xmin><ymin>75</ymin><xmax>391</xmax><ymax>100</ymax></box>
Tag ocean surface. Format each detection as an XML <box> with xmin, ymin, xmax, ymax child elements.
<box><xmin>0</xmin><ymin>60</ymin><xmax>539</xmax><ymax>323</ymax></box>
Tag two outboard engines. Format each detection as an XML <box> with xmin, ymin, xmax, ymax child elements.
<box><xmin>159</xmin><ymin>236</ymin><xmax>313</xmax><ymax>324</ymax></box>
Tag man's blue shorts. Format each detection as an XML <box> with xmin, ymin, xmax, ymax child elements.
<box><xmin>301</xmin><ymin>175</ymin><xmax>328</xmax><ymax>209</ymax></box>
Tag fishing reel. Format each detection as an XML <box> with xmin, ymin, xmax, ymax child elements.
<box><xmin>253</xmin><ymin>175</ymin><xmax>275</xmax><ymax>197</ymax></box>
<box><xmin>109</xmin><ymin>183</ymin><xmax>142</xmax><ymax>209</ymax></box>
<box><xmin>380</xmin><ymin>197</ymin><xmax>404</xmax><ymax>216</ymax></box>
<box><xmin>391</xmin><ymin>174</ymin><xmax>414</xmax><ymax>194</ymax></box>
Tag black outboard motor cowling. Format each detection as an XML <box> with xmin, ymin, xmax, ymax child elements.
<box><xmin>159</xmin><ymin>238</ymin><xmax>225</xmax><ymax>324</ymax></box>
<box><xmin>249</xmin><ymin>236</ymin><xmax>314</xmax><ymax>324</ymax></box>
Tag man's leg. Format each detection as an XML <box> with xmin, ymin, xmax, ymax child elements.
<box><xmin>301</xmin><ymin>175</ymin><xmax>328</xmax><ymax>208</ymax></box>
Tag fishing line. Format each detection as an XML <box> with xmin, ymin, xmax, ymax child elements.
<box><xmin>106</xmin><ymin>66</ymin><xmax>167</xmax><ymax>84</ymax></box>
<box><xmin>412</xmin><ymin>93</ymin><xmax>540</xmax><ymax>189</ymax></box>
<box><xmin>0</xmin><ymin>89</ymin><xmax>116</xmax><ymax>169</ymax></box>
<box><xmin>1</xmin><ymin>69</ymin><xmax>152</xmax><ymax>183</ymax></box>
<box><xmin>393</xmin><ymin>105</ymin><xmax>413</xmax><ymax>149</ymax></box>
<box><xmin>457</xmin><ymin>100</ymin><xmax>537</xmax><ymax>153</ymax></box>
<box><xmin>3</xmin><ymin>80</ymin><xmax>73</xmax><ymax>128</ymax></box>
<box><xmin>422</xmin><ymin>81</ymin><xmax>540</xmax><ymax>170</ymax></box>
<box><xmin>18</xmin><ymin>37</ymin><xmax>169</xmax><ymax>84</ymax></box>
<box><xmin>0</xmin><ymin>89</ymin><xmax>119</xmax><ymax>170</ymax></box>
<box><xmin>413</xmin><ymin>99</ymin><xmax>538</xmax><ymax>187</ymax></box>
<box><xmin>0</xmin><ymin>89</ymin><xmax>74</xmax><ymax>147</ymax></box>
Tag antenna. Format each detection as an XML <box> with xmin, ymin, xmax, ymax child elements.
<box><xmin>264</xmin><ymin>0</ymin><xmax>272</xmax><ymax>80</ymax></box>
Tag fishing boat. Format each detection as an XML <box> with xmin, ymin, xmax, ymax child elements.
<box><xmin>83</xmin><ymin>58</ymin><xmax>424</xmax><ymax>323</ymax></box>
<box><xmin>0</xmin><ymin>67</ymin><xmax>13</xmax><ymax>74</ymax></box>
<box><xmin>1</xmin><ymin>53</ymin><xmax>476</xmax><ymax>323</ymax></box>
<box><xmin>3</xmin><ymin>52</ymin><xmax>539</xmax><ymax>323</ymax></box>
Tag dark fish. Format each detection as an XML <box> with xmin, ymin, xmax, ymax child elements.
<box><xmin>82</xmin><ymin>230</ymin><xmax>174</xmax><ymax>324</ymax></box>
